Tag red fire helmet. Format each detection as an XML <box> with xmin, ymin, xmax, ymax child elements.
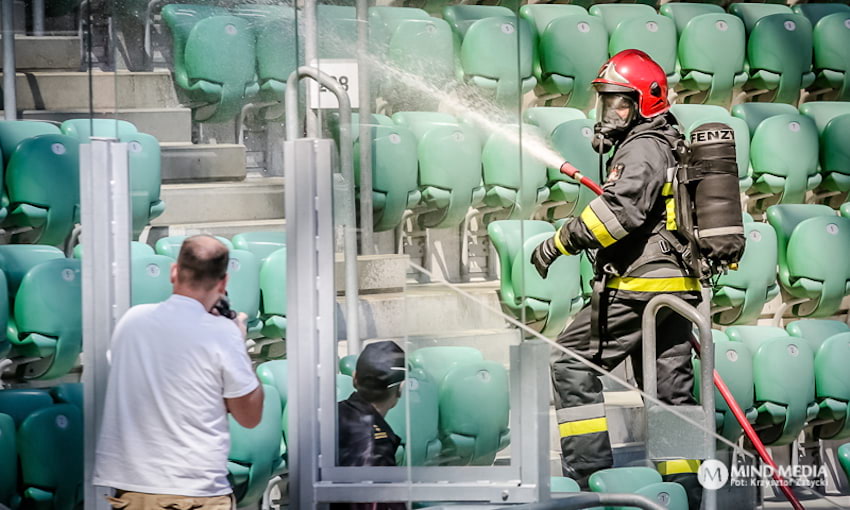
<box><xmin>592</xmin><ymin>49</ymin><xmax>670</xmax><ymax>118</ymax></box>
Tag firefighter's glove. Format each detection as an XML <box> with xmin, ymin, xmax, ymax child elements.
<box><xmin>531</xmin><ymin>237</ymin><xmax>561</xmax><ymax>279</ymax></box>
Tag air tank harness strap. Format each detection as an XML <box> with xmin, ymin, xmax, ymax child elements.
<box><xmin>590</xmin><ymin>264</ymin><xmax>618</xmax><ymax>364</ymax></box>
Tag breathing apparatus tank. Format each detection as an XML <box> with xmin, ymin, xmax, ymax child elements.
<box><xmin>675</xmin><ymin>122</ymin><xmax>746</xmax><ymax>276</ymax></box>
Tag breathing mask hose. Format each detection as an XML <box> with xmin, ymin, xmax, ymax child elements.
<box><xmin>562</xmin><ymin>157</ymin><xmax>805</xmax><ymax>510</ymax></box>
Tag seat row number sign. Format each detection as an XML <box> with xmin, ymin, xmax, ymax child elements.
<box><xmin>309</xmin><ymin>59</ymin><xmax>359</xmax><ymax>109</ymax></box>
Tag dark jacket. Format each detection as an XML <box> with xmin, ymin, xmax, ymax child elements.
<box><xmin>331</xmin><ymin>392</ymin><xmax>405</xmax><ymax>510</ymax></box>
<box><xmin>556</xmin><ymin>114</ymin><xmax>699</xmax><ymax>300</ymax></box>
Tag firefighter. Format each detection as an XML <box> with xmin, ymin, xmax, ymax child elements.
<box><xmin>531</xmin><ymin>49</ymin><xmax>702</xmax><ymax>503</ymax></box>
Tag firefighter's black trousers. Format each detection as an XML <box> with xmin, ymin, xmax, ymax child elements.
<box><xmin>551</xmin><ymin>294</ymin><xmax>697</xmax><ymax>484</ymax></box>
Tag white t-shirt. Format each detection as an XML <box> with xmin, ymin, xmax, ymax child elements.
<box><xmin>93</xmin><ymin>294</ymin><xmax>259</xmax><ymax>497</ymax></box>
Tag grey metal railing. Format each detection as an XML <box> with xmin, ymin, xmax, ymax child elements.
<box><xmin>496</xmin><ymin>492</ymin><xmax>667</xmax><ymax>510</ymax></box>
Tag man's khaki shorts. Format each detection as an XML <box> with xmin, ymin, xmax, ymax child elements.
<box><xmin>107</xmin><ymin>490</ymin><xmax>235</xmax><ymax>510</ymax></box>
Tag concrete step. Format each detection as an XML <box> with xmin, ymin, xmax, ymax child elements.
<box><xmin>0</xmin><ymin>36</ymin><xmax>80</xmax><ymax>70</ymax></box>
<box><xmin>151</xmin><ymin>176</ymin><xmax>284</xmax><ymax>226</ymax></box>
<box><xmin>0</xmin><ymin>70</ymin><xmax>178</xmax><ymax>111</ymax></box>
<box><xmin>161</xmin><ymin>143</ymin><xmax>247</xmax><ymax>182</ymax></box>
<box><xmin>23</xmin><ymin>108</ymin><xmax>191</xmax><ymax>143</ymax></box>
<box><xmin>335</xmin><ymin>254</ymin><xmax>408</xmax><ymax>295</ymax></box>
<box><xmin>145</xmin><ymin>219</ymin><xmax>285</xmax><ymax>244</ymax></box>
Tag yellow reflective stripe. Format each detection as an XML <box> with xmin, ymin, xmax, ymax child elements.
<box><xmin>553</xmin><ymin>227</ymin><xmax>572</xmax><ymax>256</ymax></box>
<box><xmin>606</xmin><ymin>276</ymin><xmax>701</xmax><ymax>292</ymax></box>
<box><xmin>579</xmin><ymin>207</ymin><xmax>617</xmax><ymax>247</ymax></box>
<box><xmin>665</xmin><ymin>197</ymin><xmax>677</xmax><ymax>231</ymax></box>
<box><xmin>559</xmin><ymin>417</ymin><xmax>608</xmax><ymax>438</ymax></box>
<box><xmin>657</xmin><ymin>459</ymin><xmax>701</xmax><ymax>475</ymax></box>
<box><xmin>662</xmin><ymin>182</ymin><xmax>675</xmax><ymax>196</ymax></box>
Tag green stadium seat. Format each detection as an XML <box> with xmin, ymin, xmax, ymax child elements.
<box><xmin>317</xmin><ymin>5</ymin><xmax>358</xmax><ymax>58</ymax></box>
<box><xmin>671</xmin><ymin>104</ymin><xmax>751</xmax><ymax>190</ymax></box>
<box><xmin>800</xmin><ymin>102</ymin><xmax>850</xmax><ymax>195</ymax></box>
<box><xmin>786</xmin><ymin>319</ymin><xmax>850</xmax><ymax>350</ymax></box>
<box><xmin>0</xmin><ymin>121</ymin><xmax>60</xmax><ymax>165</ymax></box>
<box><xmin>231</xmin><ymin>231</ymin><xmax>286</xmax><ymax>263</ymax></box>
<box><xmin>550</xmin><ymin>476</ymin><xmax>580</xmax><ymax>494</ymax></box>
<box><xmin>255</xmin><ymin>360</ymin><xmax>288</xmax><ymax>458</ymax></box>
<box><xmin>520</xmin><ymin>5</ymin><xmax>608</xmax><ymax>110</ymax></box>
<box><xmin>339</xmin><ymin>355</ymin><xmax>357</xmax><ymax>377</ymax></box>
<box><xmin>799</xmin><ymin>10</ymin><xmax>850</xmax><ymax>100</ymax></box>
<box><xmin>839</xmin><ymin>443</ymin><xmax>850</xmax><ymax>481</ymax></box>
<box><xmin>443</xmin><ymin>6</ymin><xmax>536</xmax><ymax>104</ymax></box>
<box><xmin>793</xmin><ymin>3</ymin><xmax>850</xmax><ymax>26</ymax></box>
<box><xmin>712</xmin><ymin>221</ymin><xmax>778</xmax><ymax>325</ymax></box>
<box><xmin>50</xmin><ymin>383</ymin><xmax>83</xmax><ymax>410</ymax></box>
<box><xmin>590</xmin><ymin>5</ymin><xmax>679</xmax><ymax>88</ymax></box>
<box><xmin>766</xmin><ymin>204</ymin><xmax>850</xmax><ymax>317</ymax></box>
<box><xmin>0</xmin><ymin>245</ymin><xmax>63</xmax><ymax>293</ymax></box>
<box><xmin>227</xmin><ymin>384</ymin><xmax>283</xmax><ymax>508</ymax></box>
<box><xmin>4</xmin><ymin>134</ymin><xmax>80</xmax><ymax>246</ymax></box>
<box><xmin>59</xmin><ymin>119</ymin><xmax>138</xmax><ymax>140</ymax></box>
<box><xmin>385</xmin><ymin>366</ymin><xmax>443</xmax><ymax>466</ymax></box>
<box><xmin>481</xmin><ymin>124</ymin><xmax>549</xmax><ymax>220</ymax></box>
<box><xmin>694</xmin><ymin>339</ymin><xmax>756</xmax><ymax>443</ymax></box>
<box><xmin>579</xmin><ymin>251</ymin><xmax>594</xmax><ymax>304</ymax></box>
<box><xmin>131</xmin><ymin>253</ymin><xmax>173</xmax><ymax>306</ymax></box>
<box><xmin>17</xmin><ymin>403</ymin><xmax>83</xmax><ymax>510</ymax></box>
<box><xmin>589</xmin><ymin>467</ymin><xmax>689</xmax><ymax>510</ymax></box>
<box><xmin>73</xmin><ymin>241</ymin><xmax>154</xmax><ymax>260</ymax></box>
<box><xmin>732</xmin><ymin>105</ymin><xmax>820</xmax><ymax>207</ymax></box>
<box><xmin>0</xmin><ymin>413</ymin><xmax>15</xmax><ymax>508</ymax></box>
<box><xmin>226</xmin><ymin>249</ymin><xmax>262</xmax><ymax>338</ymax></box>
<box><xmin>488</xmin><ymin>221</ymin><xmax>582</xmax><ymax>337</ymax></box>
<box><xmin>729</xmin><ymin>5</ymin><xmax>814</xmax><ymax>104</ymax></box>
<box><xmin>544</xmin><ymin>119</ymin><xmax>605</xmax><ymax>220</ymax></box>
<box><xmin>410</xmin><ymin>346</ymin><xmax>484</xmax><ymax>385</ymax></box>
<box><xmin>369</xmin><ymin>7</ymin><xmax>454</xmax><ymax>112</ymax></box>
<box><xmin>661</xmin><ymin>4</ymin><xmax>746</xmax><ymax>107</ymax></box>
<box><xmin>353</xmin><ymin>115</ymin><xmax>421</xmax><ymax>232</ymax></box>
<box><xmin>522</xmin><ymin>107</ymin><xmax>585</xmax><ymax>137</ymax></box>
<box><xmin>727</xmin><ymin>327</ymin><xmax>818</xmax><ymax>446</ymax></box>
<box><xmin>232</xmin><ymin>4</ymin><xmax>297</xmax><ymax>119</ymax></box>
<box><xmin>122</xmin><ymin>133</ymin><xmax>165</xmax><ymax>238</ymax></box>
<box><xmin>161</xmin><ymin>4</ymin><xmax>258</xmax><ymax>123</ymax></box>
<box><xmin>804</xmin><ymin>332</ymin><xmax>850</xmax><ymax>440</ymax></box>
<box><xmin>0</xmin><ymin>389</ymin><xmax>53</xmax><ymax>427</ymax></box>
<box><xmin>6</xmin><ymin>258</ymin><xmax>82</xmax><ymax>380</ymax></box>
<box><xmin>154</xmin><ymin>235</ymin><xmax>234</xmax><ymax>259</ymax></box>
<box><xmin>259</xmin><ymin>247</ymin><xmax>286</xmax><ymax>339</ymax></box>
<box><xmin>392</xmin><ymin>112</ymin><xmax>484</xmax><ymax>229</ymax></box>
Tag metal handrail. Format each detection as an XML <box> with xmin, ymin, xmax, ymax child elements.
<box><xmin>285</xmin><ymin>66</ymin><xmax>361</xmax><ymax>355</ymax></box>
<box><xmin>496</xmin><ymin>492</ymin><xmax>667</xmax><ymax>510</ymax></box>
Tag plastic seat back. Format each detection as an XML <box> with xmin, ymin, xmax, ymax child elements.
<box><xmin>12</xmin><ymin>258</ymin><xmax>82</xmax><ymax>380</ymax></box>
<box><xmin>438</xmin><ymin>360</ymin><xmax>509</xmax><ymax>465</ymax></box>
<box><xmin>231</xmin><ymin>231</ymin><xmax>286</xmax><ymax>262</ymax></box>
<box><xmin>712</xmin><ymin>221</ymin><xmax>778</xmax><ymax>325</ymax></box>
<box><xmin>5</xmin><ymin>134</ymin><xmax>80</xmax><ymax>246</ymax></box>
<box><xmin>0</xmin><ymin>389</ymin><xmax>53</xmax><ymax>427</ymax></box>
<box><xmin>839</xmin><ymin>443</ymin><xmax>850</xmax><ymax>480</ymax></box>
<box><xmin>228</xmin><ymin>384</ymin><xmax>282</xmax><ymax>507</ymax></box>
<box><xmin>50</xmin><ymin>382</ymin><xmax>83</xmax><ymax>410</ymax></box>
<box><xmin>0</xmin><ymin>120</ymin><xmax>60</xmax><ymax>165</ymax></box>
<box><xmin>122</xmin><ymin>133</ymin><xmax>164</xmax><ymax>237</ymax></box>
<box><xmin>161</xmin><ymin>4</ymin><xmax>258</xmax><ymax>122</ymax></box>
<box><xmin>481</xmin><ymin>124</ymin><xmax>549</xmax><ymax>220</ymax></box>
<box><xmin>793</xmin><ymin>3</ymin><xmax>850</xmax><ymax>26</ymax></box>
<box><xmin>356</xmin><ymin>122</ymin><xmax>419</xmax><ymax>232</ymax></box>
<box><xmin>385</xmin><ymin>367</ymin><xmax>442</xmax><ymax>466</ymax></box>
<box><xmin>154</xmin><ymin>235</ymin><xmax>234</xmax><ymax>259</ymax></box>
<box><xmin>547</xmin><ymin>119</ymin><xmax>604</xmax><ymax>218</ymax></box>
<box><xmin>317</xmin><ymin>5</ymin><xmax>358</xmax><ymax>58</ymax></box>
<box><xmin>59</xmin><ymin>119</ymin><xmax>137</xmax><ymax>140</ymax></box>
<box><xmin>131</xmin><ymin>254</ymin><xmax>173</xmax><ymax>306</ymax></box>
<box><xmin>410</xmin><ymin>346</ymin><xmax>485</xmax><ymax>385</ymax></box>
<box><xmin>694</xmin><ymin>340</ymin><xmax>754</xmax><ymax>443</ymax></box>
<box><xmin>589</xmin><ymin>466</ymin><xmax>662</xmax><ymax>493</ymax></box>
<box><xmin>226</xmin><ymin>249</ymin><xmax>261</xmax><ymax>333</ymax></box>
<box><xmin>786</xmin><ymin>319</ymin><xmax>850</xmax><ymax>350</ymax></box>
<box><xmin>17</xmin><ymin>404</ymin><xmax>83</xmax><ymax>510</ymax></box>
<box><xmin>0</xmin><ymin>245</ymin><xmax>64</xmax><ymax>294</ymax></box>
<box><xmin>259</xmin><ymin>247</ymin><xmax>286</xmax><ymax>339</ymax></box>
<box><xmin>0</xmin><ymin>413</ymin><xmax>15</xmax><ymax>508</ymax></box>
<box><xmin>660</xmin><ymin>3</ymin><xmax>725</xmax><ymax>34</ymax></box>
<box><xmin>809</xmin><ymin>332</ymin><xmax>850</xmax><ymax>440</ymax></box>
<box><xmin>519</xmin><ymin>4</ymin><xmax>588</xmax><ymax>35</ymax></box>
<box><xmin>522</xmin><ymin>107</ymin><xmax>585</xmax><ymax>137</ymax></box>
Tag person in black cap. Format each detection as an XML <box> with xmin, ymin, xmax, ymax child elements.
<box><xmin>332</xmin><ymin>341</ymin><xmax>407</xmax><ymax>510</ymax></box>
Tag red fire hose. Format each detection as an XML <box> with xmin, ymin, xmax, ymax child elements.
<box><xmin>562</xmin><ymin>161</ymin><xmax>805</xmax><ymax>510</ymax></box>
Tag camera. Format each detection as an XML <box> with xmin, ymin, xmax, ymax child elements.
<box><xmin>212</xmin><ymin>294</ymin><xmax>237</xmax><ymax>320</ymax></box>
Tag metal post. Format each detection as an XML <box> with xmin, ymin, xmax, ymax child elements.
<box><xmin>32</xmin><ymin>0</ymin><xmax>44</xmax><ymax>35</ymax></box>
<box><xmin>286</xmin><ymin>66</ymin><xmax>362</xmax><ymax>354</ymax></box>
<box><xmin>2</xmin><ymin>0</ymin><xmax>16</xmax><ymax>119</ymax></box>
<box><xmin>303</xmin><ymin>0</ymin><xmax>318</xmax><ymax>137</ymax></box>
<box><xmin>81</xmin><ymin>139</ymin><xmax>132</xmax><ymax>510</ymax></box>
<box><xmin>641</xmin><ymin>293</ymin><xmax>716</xmax><ymax>510</ymax></box>
<box><xmin>356</xmin><ymin>0</ymin><xmax>374</xmax><ymax>255</ymax></box>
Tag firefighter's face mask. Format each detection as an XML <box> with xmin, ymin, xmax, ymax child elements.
<box><xmin>592</xmin><ymin>93</ymin><xmax>638</xmax><ymax>153</ymax></box>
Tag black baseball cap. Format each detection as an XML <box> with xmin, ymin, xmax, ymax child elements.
<box><xmin>354</xmin><ymin>341</ymin><xmax>406</xmax><ymax>391</ymax></box>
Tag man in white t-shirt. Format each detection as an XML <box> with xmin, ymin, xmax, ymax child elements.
<box><xmin>94</xmin><ymin>235</ymin><xmax>264</xmax><ymax>510</ymax></box>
